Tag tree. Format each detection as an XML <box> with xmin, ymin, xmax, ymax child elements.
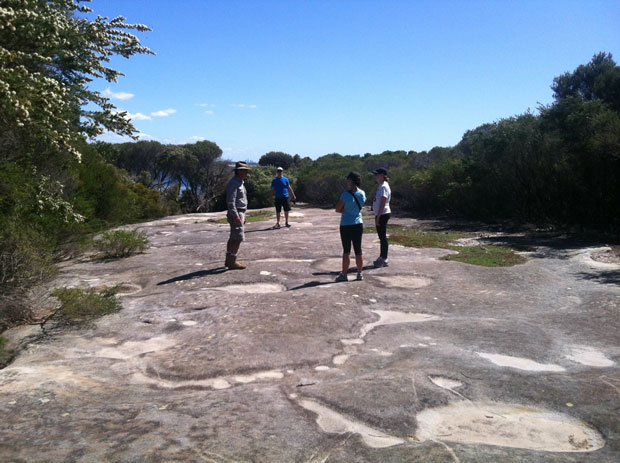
<box><xmin>552</xmin><ymin>52</ymin><xmax>620</xmax><ymax>113</ymax></box>
<box><xmin>0</xmin><ymin>0</ymin><xmax>153</xmax><ymax>163</ymax></box>
<box><xmin>259</xmin><ymin>151</ymin><xmax>294</xmax><ymax>169</ymax></box>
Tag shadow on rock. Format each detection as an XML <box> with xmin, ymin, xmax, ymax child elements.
<box><xmin>575</xmin><ymin>270</ymin><xmax>620</xmax><ymax>286</ymax></box>
<box><xmin>312</xmin><ymin>265</ymin><xmax>376</xmax><ymax>277</ymax></box>
<box><xmin>288</xmin><ymin>280</ymin><xmax>335</xmax><ymax>291</ymax></box>
<box><xmin>157</xmin><ymin>268</ymin><xmax>227</xmax><ymax>285</ymax></box>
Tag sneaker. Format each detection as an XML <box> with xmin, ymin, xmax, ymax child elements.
<box><xmin>285</xmin><ymin>223</ymin><xmax>291</xmax><ymax>228</ymax></box>
<box><xmin>383</xmin><ymin>259</ymin><xmax>389</xmax><ymax>267</ymax></box>
<box><xmin>373</xmin><ymin>257</ymin><xmax>385</xmax><ymax>268</ymax></box>
<box><xmin>274</xmin><ymin>223</ymin><xmax>281</xmax><ymax>229</ymax></box>
<box><xmin>356</xmin><ymin>272</ymin><xmax>364</xmax><ymax>281</ymax></box>
<box><xmin>335</xmin><ymin>272</ymin><xmax>348</xmax><ymax>282</ymax></box>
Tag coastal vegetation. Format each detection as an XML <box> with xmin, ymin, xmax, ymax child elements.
<box><xmin>1</xmin><ymin>0</ymin><xmax>618</xmax><ymax>330</ymax></box>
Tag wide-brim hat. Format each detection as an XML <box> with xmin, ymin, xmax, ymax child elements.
<box><xmin>234</xmin><ymin>161</ymin><xmax>251</xmax><ymax>171</ymax></box>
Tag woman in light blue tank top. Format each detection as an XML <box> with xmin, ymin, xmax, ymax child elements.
<box><xmin>335</xmin><ymin>172</ymin><xmax>366</xmax><ymax>282</ymax></box>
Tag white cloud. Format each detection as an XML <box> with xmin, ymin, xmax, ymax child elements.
<box><xmin>102</xmin><ymin>87</ymin><xmax>134</xmax><ymax>100</ymax></box>
<box><xmin>249</xmin><ymin>105</ymin><xmax>257</xmax><ymax>109</ymax></box>
<box><xmin>204</xmin><ymin>110</ymin><xmax>214</xmax><ymax>115</ymax></box>
<box><xmin>232</xmin><ymin>103</ymin><xmax>257</xmax><ymax>109</ymax></box>
<box><xmin>190</xmin><ymin>136</ymin><xmax>205</xmax><ymax>141</ymax></box>
<box><xmin>127</xmin><ymin>112</ymin><xmax>151</xmax><ymax>121</ymax></box>
<box><xmin>195</xmin><ymin>103</ymin><xmax>215</xmax><ymax>107</ymax></box>
<box><xmin>232</xmin><ymin>104</ymin><xmax>245</xmax><ymax>108</ymax></box>
<box><xmin>151</xmin><ymin>108</ymin><xmax>177</xmax><ymax>117</ymax></box>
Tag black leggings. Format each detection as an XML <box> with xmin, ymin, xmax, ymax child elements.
<box><xmin>340</xmin><ymin>224</ymin><xmax>363</xmax><ymax>256</ymax></box>
<box><xmin>376</xmin><ymin>213</ymin><xmax>391</xmax><ymax>259</ymax></box>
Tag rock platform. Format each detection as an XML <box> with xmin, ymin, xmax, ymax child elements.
<box><xmin>1</xmin><ymin>206</ymin><xmax>619</xmax><ymax>462</ymax></box>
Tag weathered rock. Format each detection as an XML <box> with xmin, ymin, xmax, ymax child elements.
<box><xmin>0</xmin><ymin>207</ymin><xmax>619</xmax><ymax>462</ymax></box>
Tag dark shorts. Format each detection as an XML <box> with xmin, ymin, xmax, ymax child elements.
<box><xmin>340</xmin><ymin>224</ymin><xmax>363</xmax><ymax>256</ymax></box>
<box><xmin>275</xmin><ymin>197</ymin><xmax>291</xmax><ymax>213</ymax></box>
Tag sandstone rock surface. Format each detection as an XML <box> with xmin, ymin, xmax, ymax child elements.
<box><xmin>1</xmin><ymin>207</ymin><xmax>619</xmax><ymax>462</ymax></box>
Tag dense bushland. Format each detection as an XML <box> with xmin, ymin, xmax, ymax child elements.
<box><xmin>295</xmin><ymin>53</ymin><xmax>620</xmax><ymax>229</ymax></box>
<box><xmin>0</xmin><ymin>0</ymin><xmax>158</xmax><ymax>330</ymax></box>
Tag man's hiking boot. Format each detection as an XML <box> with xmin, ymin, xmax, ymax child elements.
<box><xmin>225</xmin><ymin>254</ymin><xmax>247</xmax><ymax>270</ymax></box>
<box><xmin>335</xmin><ymin>272</ymin><xmax>348</xmax><ymax>282</ymax></box>
<box><xmin>356</xmin><ymin>272</ymin><xmax>364</xmax><ymax>281</ymax></box>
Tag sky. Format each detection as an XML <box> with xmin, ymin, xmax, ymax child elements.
<box><xmin>90</xmin><ymin>0</ymin><xmax>620</xmax><ymax>162</ymax></box>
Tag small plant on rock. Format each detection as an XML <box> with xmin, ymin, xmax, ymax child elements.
<box><xmin>49</xmin><ymin>287</ymin><xmax>122</xmax><ymax>328</ymax></box>
<box><xmin>93</xmin><ymin>229</ymin><xmax>149</xmax><ymax>258</ymax></box>
<box><xmin>0</xmin><ymin>337</ymin><xmax>8</xmax><ymax>367</ymax></box>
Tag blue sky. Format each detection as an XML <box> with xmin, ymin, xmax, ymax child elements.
<box><xmin>91</xmin><ymin>0</ymin><xmax>620</xmax><ymax>161</ymax></box>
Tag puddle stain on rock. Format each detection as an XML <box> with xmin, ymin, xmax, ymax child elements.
<box><xmin>373</xmin><ymin>275</ymin><xmax>433</xmax><ymax>289</ymax></box>
<box><xmin>97</xmin><ymin>335</ymin><xmax>178</xmax><ymax>360</ymax></box>
<box><xmin>206</xmin><ymin>283</ymin><xmax>287</xmax><ymax>294</ymax></box>
<box><xmin>132</xmin><ymin>369</ymin><xmax>284</xmax><ymax>390</ymax></box>
<box><xmin>299</xmin><ymin>399</ymin><xmax>405</xmax><ymax>448</ymax></box>
<box><xmin>566</xmin><ymin>346</ymin><xmax>614</xmax><ymax>367</ymax></box>
<box><xmin>360</xmin><ymin>311</ymin><xmax>440</xmax><ymax>339</ymax></box>
<box><xmin>415</xmin><ymin>401</ymin><xmax>605</xmax><ymax>452</ymax></box>
<box><xmin>476</xmin><ymin>352</ymin><xmax>565</xmax><ymax>372</ymax></box>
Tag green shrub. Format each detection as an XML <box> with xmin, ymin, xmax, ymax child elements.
<box><xmin>50</xmin><ymin>287</ymin><xmax>122</xmax><ymax>326</ymax></box>
<box><xmin>0</xmin><ymin>337</ymin><xmax>8</xmax><ymax>367</ymax></box>
<box><xmin>93</xmin><ymin>229</ymin><xmax>149</xmax><ymax>258</ymax></box>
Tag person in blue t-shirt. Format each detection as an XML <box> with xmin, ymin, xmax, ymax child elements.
<box><xmin>335</xmin><ymin>171</ymin><xmax>366</xmax><ymax>282</ymax></box>
<box><xmin>271</xmin><ymin>167</ymin><xmax>297</xmax><ymax>229</ymax></box>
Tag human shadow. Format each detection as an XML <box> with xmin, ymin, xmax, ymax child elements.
<box><xmin>288</xmin><ymin>280</ymin><xmax>338</xmax><ymax>291</ymax></box>
<box><xmin>312</xmin><ymin>265</ymin><xmax>376</xmax><ymax>276</ymax></box>
<box><xmin>245</xmin><ymin>227</ymin><xmax>278</xmax><ymax>233</ymax></box>
<box><xmin>157</xmin><ymin>268</ymin><xmax>227</xmax><ymax>286</ymax></box>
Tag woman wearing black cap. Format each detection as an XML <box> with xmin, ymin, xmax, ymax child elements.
<box><xmin>335</xmin><ymin>172</ymin><xmax>366</xmax><ymax>281</ymax></box>
<box><xmin>372</xmin><ymin>167</ymin><xmax>391</xmax><ymax>268</ymax></box>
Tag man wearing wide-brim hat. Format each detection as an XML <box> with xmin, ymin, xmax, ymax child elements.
<box><xmin>225</xmin><ymin>161</ymin><xmax>251</xmax><ymax>269</ymax></box>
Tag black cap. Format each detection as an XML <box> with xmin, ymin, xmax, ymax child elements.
<box><xmin>372</xmin><ymin>167</ymin><xmax>388</xmax><ymax>175</ymax></box>
<box><xmin>347</xmin><ymin>171</ymin><xmax>361</xmax><ymax>181</ymax></box>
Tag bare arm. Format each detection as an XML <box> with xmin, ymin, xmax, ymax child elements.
<box><xmin>288</xmin><ymin>185</ymin><xmax>296</xmax><ymax>200</ymax></box>
<box><xmin>335</xmin><ymin>200</ymin><xmax>345</xmax><ymax>213</ymax></box>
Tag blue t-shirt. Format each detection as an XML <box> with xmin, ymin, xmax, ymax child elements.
<box><xmin>339</xmin><ymin>189</ymin><xmax>366</xmax><ymax>226</ymax></box>
<box><xmin>271</xmin><ymin>176</ymin><xmax>290</xmax><ymax>198</ymax></box>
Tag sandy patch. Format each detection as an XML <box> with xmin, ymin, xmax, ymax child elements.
<box><xmin>477</xmin><ymin>352</ymin><xmax>565</xmax><ymax>372</ymax></box>
<box><xmin>416</xmin><ymin>401</ymin><xmax>604</xmax><ymax>452</ymax></box>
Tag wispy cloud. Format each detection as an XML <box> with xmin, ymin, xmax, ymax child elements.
<box><xmin>190</xmin><ymin>136</ymin><xmax>205</xmax><ymax>141</ymax></box>
<box><xmin>137</xmin><ymin>132</ymin><xmax>157</xmax><ymax>140</ymax></box>
<box><xmin>232</xmin><ymin>103</ymin><xmax>257</xmax><ymax>109</ymax></box>
<box><xmin>102</xmin><ymin>87</ymin><xmax>134</xmax><ymax>100</ymax></box>
<box><xmin>195</xmin><ymin>103</ymin><xmax>215</xmax><ymax>107</ymax></box>
<box><xmin>204</xmin><ymin>110</ymin><xmax>214</xmax><ymax>115</ymax></box>
<box><xmin>151</xmin><ymin>108</ymin><xmax>177</xmax><ymax>117</ymax></box>
<box><xmin>232</xmin><ymin>104</ymin><xmax>245</xmax><ymax>108</ymax></box>
<box><xmin>249</xmin><ymin>105</ymin><xmax>257</xmax><ymax>109</ymax></box>
<box><xmin>127</xmin><ymin>112</ymin><xmax>152</xmax><ymax>121</ymax></box>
